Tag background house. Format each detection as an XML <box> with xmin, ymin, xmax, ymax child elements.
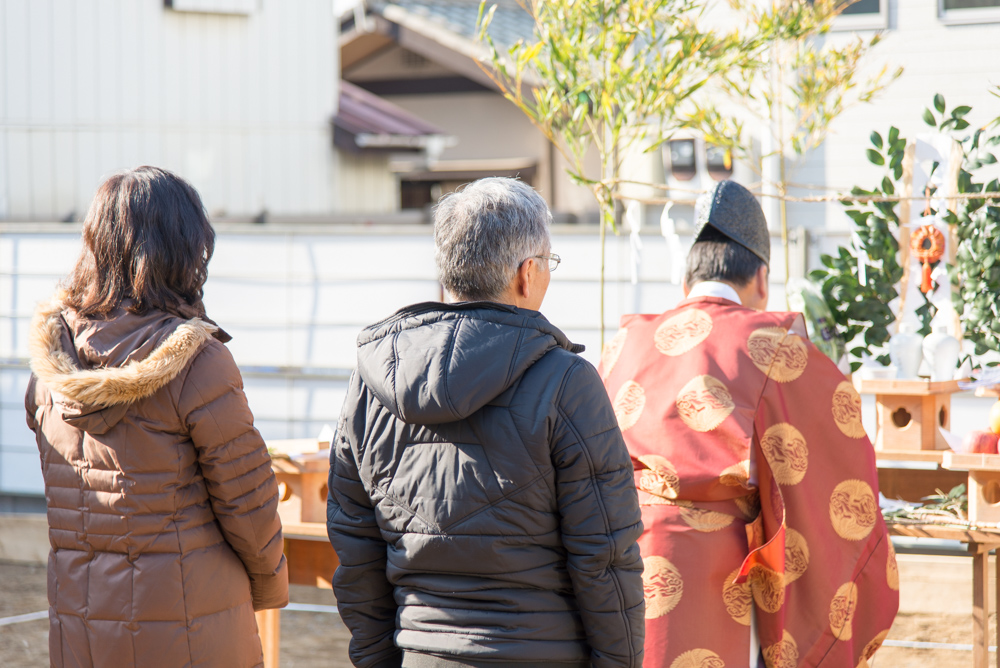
<box><xmin>0</xmin><ymin>0</ymin><xmax>338</xmax><ymax>221</ymax></box>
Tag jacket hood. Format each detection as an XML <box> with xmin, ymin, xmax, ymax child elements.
<box><xmin>356</xmin><ymin>301</ymin><xmax>584</xmax><ymax>425</ymax></box>
<box><xmin>28</xmin><ymin>291</ymin><xmax>219</xmax><ymax>434</ymax></box>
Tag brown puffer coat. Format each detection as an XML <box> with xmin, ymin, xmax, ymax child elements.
<box><xmin>25</xmin><ymin>293</ymin><xmax>288</xmax><ymax>668</ymax></box>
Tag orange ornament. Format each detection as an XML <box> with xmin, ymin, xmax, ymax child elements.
<box><xmin>911</xmin><ymin>224</ymin><xmax>945</xmax><ymax>293</ymax></box>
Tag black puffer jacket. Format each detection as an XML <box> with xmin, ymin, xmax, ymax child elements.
<box><xmin>327</xmin><ymin>302</ymin><xmax>644</xmax><ymax>668</ymax></box>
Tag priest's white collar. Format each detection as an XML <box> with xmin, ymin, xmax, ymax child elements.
<box><xmin>686</xmin><ymin>281</ymin><xmax>742</xmax><ymax>305</ymax></box>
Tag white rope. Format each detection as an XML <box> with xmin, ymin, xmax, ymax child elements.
<box><xmin>883</xmin><ymin>639</ymin><xmax>995</xmax><ymax>652</ymax></box>
<box><xmin>283</xmin><ymin>602</ymin><xmax>339</xmax><ymax>615</ymax></box>
<box><xmin>0</xmin><ymin>603</ymin><xmax>339</xmax><ymax>628</ymax></box>
<box><xmin>0</xmin><ymin>611</ymin><xmax>47</xmax><ymax>626</ymax></box>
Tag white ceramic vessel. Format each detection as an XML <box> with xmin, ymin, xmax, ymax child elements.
<box><xmin>889</xmin><ymin>323</ymin><xmax>924</xmax><ymax>379</ymax></box>
<box><xmin>922</xmin><ymin>325</ymin><xmax>961</xmax><ymax>382</ymax></box>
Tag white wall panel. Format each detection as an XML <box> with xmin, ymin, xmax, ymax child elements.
<box><xmin>5</xmin><ymin>131</ymin><xmax>31</xmax><ymax>218</ymax></box>
<box><xmin>0</xmin><ymin>223</ymin><xmax>835</xmax><ymax>495</ymax></box>
<box><xmin>0</xmin><ymin>0</ymin><xmax>6</xmax><ymax>124</ymax></box>
<box><xmin>138</xmin><ymin>1</ymin><xmax>163</xmax><ymax>128</ymax></box>
<box><xmin>74</xmin><ymin>130</ymin><xmax>99</xmax><ymax>212</ymax></box>
<box><xmin>1</xmin><ymin>0</ymin><xmax>338</xmax><ymax>220</ymax></box>
<box><xmin>0</xmin><ymin>451</ymin><xmax>44</xmax><ymax>493</ymax></box>
<box><xmin>8</xmin><ymin>234</ymin><xmax>81</xmax><ymax>276</ymax></box>
<box><xmin>119</xmin><ymin>0</ymin><xmax>142</xmax><ymax>125</ymax></box>
<box><xmin>4</xmin><ymin>0</ymin><xmax>29</xmax><ymax>123</ymax></box>
<box><xmin>0</xmin><ymin>132</ymin><xmax>8</xmax><ymax>218</ymax></box>
<box><xmin>28</xmin><ymin>131</ymin><xmax>55</xmax><ymax>217</ymax></box>
<box><xmin>28</xmin><ymin>0</ymin><xmax>54</xmax><ymax>123</ymax></box>
<box><xmin>51</xmin><ymin>133</ymin><xmax>77</xmax><ymax>219</ymax></box>
<box><xmin>95</xmin><ymin>0</ymin><xmax>120</xmax><ymax>127</ymax></box>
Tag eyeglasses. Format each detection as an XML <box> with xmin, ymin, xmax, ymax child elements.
<box><xmin>527</xmin><ymin>253</ymin><xmax>561</xmax><ymax>272</ymax></box>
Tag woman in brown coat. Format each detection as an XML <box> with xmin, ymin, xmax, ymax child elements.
<box><xmin>25</xmin><ymin>166</ymin><xmax>288</xmax><ymax>667</ymax></box>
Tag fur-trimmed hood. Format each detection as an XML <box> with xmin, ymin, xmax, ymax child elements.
<box><xmin>28</xmin><ymin>292</ymin><xmax>220</xmax><ymax>433</ymax></box>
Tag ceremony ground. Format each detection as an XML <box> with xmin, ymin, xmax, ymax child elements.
<box><xmin>0</xmin><ymin>558</ymin><xmax>991</xmax><ymax>667</ymax></box>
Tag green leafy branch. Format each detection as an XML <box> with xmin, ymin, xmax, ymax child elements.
<box><xmin>809</xmin><ymin>127</ymin><xmax>906</xmax><ymax>371</ymax></box>
<box><xmin>926</xmin><ymin>92</ymin><xmax>1000</xmax><ymax>364</ymax></box>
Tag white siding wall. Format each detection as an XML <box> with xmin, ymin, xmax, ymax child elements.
<box><xmin>785</xmin><ymin>0</ymin><xmax>1000</xmax><ymax>231</ymax></box>
<box><xmin>336</xmin><ymin>152</ymin><xmax>399</xmax><ymax>213</ymax></box>
<box><xmin>0</xmin><ymin>0</ymin><xmax>338</xmax><ymax>221</ymax></box>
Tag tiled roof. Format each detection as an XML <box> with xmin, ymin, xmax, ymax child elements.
<box><xmin>334</xmin><ymin>81</ymin><xmax>447</xmax><ymax>151</ymax></box>
<box><xmin>370</xmin><ymin>0</ymin><xmax>536</xmax><ymax>49</ymax></box>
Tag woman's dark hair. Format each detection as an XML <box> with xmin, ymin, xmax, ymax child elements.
<box><xmin>65</xmin><ymin>166</ymin><xmax>215</xmax><ymax>318</ymax></box>
<box><xmin>684</xmin><ymin>225</ymin><xmax>765</xmax><ymax>288</ymax></box>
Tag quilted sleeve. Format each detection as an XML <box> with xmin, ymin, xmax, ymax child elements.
<box><xmin>552</xmin><ymin>359</ymin><xmax>645</xmax><ymax>668</ymax></box>
<box><xmin>24</xmin><ymin>374</ymin><xmax>39</xmax><ymax>432</ymax></box>
<box><xmin>327</xmin><ymin>372</ymin><xmax>401</xmax><ymax>668</ymax></box>
<box><xmin>178</xmin><ymin>340</ymin><xmax>288</xmax><ymax>611</ymax></box>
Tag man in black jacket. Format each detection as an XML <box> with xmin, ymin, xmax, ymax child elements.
<box><xmin>327</xmin><ymin>177</ymin><xmax>644</xmax><ymax>668</ymax></box>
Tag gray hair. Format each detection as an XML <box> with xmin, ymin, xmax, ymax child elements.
<box><xmin>433</xmin><ymin>177</ymin><xmax>551</xmax><ymax>302</ymax></box>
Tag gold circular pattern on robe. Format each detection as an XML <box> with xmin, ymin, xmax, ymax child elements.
<box><xmin>678</xmin><ymin>500</ymin><xmax>735</xmax><ymax>532</ymax></box>
<box><xmin>642</xmin><ymin>555</ymin><xmax>684</xmax><ymax>619</ymax></box>
<box><xmin>829</xmin><ymin>581</ymin><xmax>860</xmax><ymax>641</ymax></box>
<box><xmin>676</xmin><ymin>375</ymin><xmax>735</xmax><ymax>432</ymax></box>
<box><xmin>763</xmin><ymin>630</ymin><xmax>799</xmax><ymax>668</ymax></box>
<box><xmin>669</xmin><ymin>648</ymin><xmax>726</xmax><ymax>668</ymax></box>
<box><xmin>655</xmin><ymin>309</ymin><xmax>714</xmax><ymax>357</ymax></box>
<box><xmin>613</xmin><ymin>380</ymin><xmax>646</xmax><ymax>431</ymax></box>
<box><xmin>638</xmin><ymin>454</ymin><xmax>680</xmax><ymax>500</ymax></box>
<box><xmin>749</xmin><ymin>564</ymin><xmax>785</xmax><ymax>613</ymax></box>
<box><xmin>601</xmin><ymin>328</ymin><xmax>629</xmax><ymax>379</ymax></box>
<box><xmin>719</xmin><ymin>460</ymin><xmax>751</xmax><ymax>488</ymax></box>
<box><xmin>832</xmin><ymin>381</ymin><xmax>866</xmax><ymax>439</ymax></box>
<box><xmin>857</xmin><ymin>629</ymin><xmax>891</xmax><ymax>667</ymax></box>
<box><xmin>760</xmin><ymin>423</ymin><xmax>809</xmax><ymax>486</ymax></box>
<box><xmin>829</xmin><ymin>480</ymin><xmax>878</xmax><ymax>541</ymax></box>
<box><xmin>722</xmin><ymin>568</ymin><xmax>752</xmax><ymax>626</ymax></box>
<box><xmin>784</xmin><ymin>527</ymin><xmax>810</xmax><ymax>585</ymax></box>
<box><xmin>886</xmin><ymin>540</ymin><xmax>899</xmax><ymax>591</ymax></box>
<box><xmin>639</xmin><ymin>490</ymin><xmax>672</xmax><ymax>506</ymax></box>
<box><xmin>748</xmin><ymin>327</ymin><xmax>809</xmax><ymax>383</ymax></box>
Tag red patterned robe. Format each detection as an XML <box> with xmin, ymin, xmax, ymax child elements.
<box><xmin>600</xmin><ymin>296</ymin><xmax>899</xmax><ymax>668</ymax></box>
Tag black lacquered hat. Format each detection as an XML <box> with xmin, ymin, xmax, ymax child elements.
<box><xmin>693</xmin><ymin>180</ymin><xmax>770</xmax><ymax>265</ymax></box>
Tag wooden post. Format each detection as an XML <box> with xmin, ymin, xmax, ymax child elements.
<box><xmin>995</xmin><ymin>549</ymin><xmax>1000</xmax><ymax>668</ymax></box>
<box><xmin>972</xmin><ymin>543</ymin><xmax>991</xmax><ymax>668</ymax></box>
<box><xmin>895</xmin><ymin>143</ymin><xmax>916</xmax><ymax>331</ymax></box>
<box><xmin>256</xmin><ymin>609</ymin><xmax>280</xmax><ymax>668</ymax></box>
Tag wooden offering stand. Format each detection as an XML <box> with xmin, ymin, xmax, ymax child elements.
<box><xmin>854</xmin><ymin>377</ymin><xmax>961</xmax><ymax>455</ymax></box>
<box><xmin>258</xmin><ymin>439</ymin><xmax>342</xmax><ymax>668</ymax></box>
<box><xmin>857</xmin><ymin>379</ymin><xmax>1000</xmax><ymax>667</ymax></box>
<box><xmin>269</xmin><ymin>439</ymin><xmax>330</xmax><ymax>525</ymax></box>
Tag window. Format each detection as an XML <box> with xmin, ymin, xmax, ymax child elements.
<box><xmin>939</xmin><ymin>0</ymin><xmax>1000</xmax><ymax>24</ymax></box>
<box><xmin>841</xmin><ymin>0</ymin><xmax>881</xmax><ymax>14</ymax></box>
<box><xmin>164</xmin><ymin>0</ymin><xmax>255</xmax><ymax>15</ymax></box>
<box><xmin>668</xmin><ymin>139</ymin><xmax>697</xmax><ymax>182</ymax></box>
<box><xmin>706</xmin><ymin>145</ymin><xmax>733</xmax><ymax>181</ymax></box>
<box><xmin>829</xmin><ymin>0</ymin><xmax>887</xmax><ymax>30</ymax></box>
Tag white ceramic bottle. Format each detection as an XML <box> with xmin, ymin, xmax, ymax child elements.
<box><xmin>889</xmin><ymin>323</ymin><xmax>924</xmax><ymax>379</ymax></box>
<box><xmin>922</xmin><ymin>325</ymin><xmax>961</xmax><ymax>382</ymax></box>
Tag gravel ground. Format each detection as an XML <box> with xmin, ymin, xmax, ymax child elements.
<box><xmin>0</xmin><ymin>561</ymin><xmax>991</xmax><ymax>667</ymax></box>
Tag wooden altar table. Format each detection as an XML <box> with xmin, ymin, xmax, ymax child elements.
<box><xmin>256</xmin><ymin>520</ymin><xmax>340</xmax><ymax>668</ymax></box>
